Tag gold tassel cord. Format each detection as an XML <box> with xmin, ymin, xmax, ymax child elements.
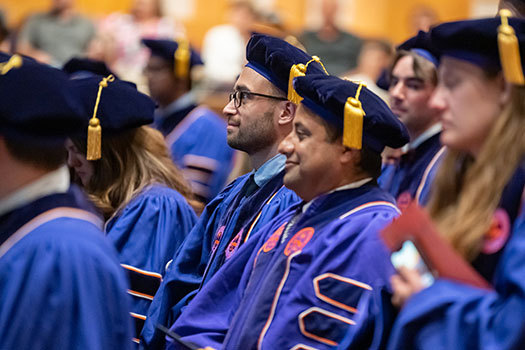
<box><xmin>498</xmin><ymin>9</ymin><xmax>525</xmax><ymax>85</ymax></box>
<box><xmin>0</xmin><ymin>55</ymin><xmax>23</xmax><ymax>75</ymax></box>
<box><xmin>287</xmin><ymin>56</ymin><xmax>329</xmax><ymax>104</ymax></box>
<box><xmin>175</xmin><ymin>39</ymin><xmax>191</xmax><ymax>79</ymax></box>
<box><xmin>343</xmin><ymin>82</ymin><xmax>366</xmax><ymax>150</ymax></box>
<box><xmin>288</xmin><ymin>63</ymin><xmax>307</xmax><ymax>104</ymax></box>
<box><xmin>87</xmin><ymin>74</ymin><xmax>115</xmax><ymax>160</ymax></box>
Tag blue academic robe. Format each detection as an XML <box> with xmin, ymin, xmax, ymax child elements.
<box><xmin>379</xmin><ymin>133</ymin><xmax>444</xmax><ymax>209</ymax></box>
<box><xmin>156</xmin><ymin>104</ymin><xmax>235</xmax><ymax>203</ymax></box>
<box><xmin>105</xmin><ymin>184</ymin><xmax>197</xmax><ymax>341</ymax></box>
<box><xmin>387</xmin><ymin>163</ymin><xmax>525</xmax><ymax>350</ymax></box>
<box><xmin>140</xmin><ymin>171</ymin><xmax>299</xmax><ymax>349</ymax></box>
<box><xmin>168</xmin><ymin>183</ymin><xmax>400</xmax><ymax>350</ymax></box>
<box><xmin>0</xmin><ymin>186</ymin><xmax>133</xmax><ymax>350</ymax></box>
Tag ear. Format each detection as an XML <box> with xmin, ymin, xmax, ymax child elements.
<box><xmin>277</xmin><ymin>101</ymin><xmax>297</xmax><ymax>126</ymax></box>
<box><xmin>340</xmin><ymin>145</ymin><xmax>360</xmax><ymax>165</ymax></box>
<box><xmin>499</xmin><ymin>78</ymin><xmax>512</xmax><ymax>106</ymax></box>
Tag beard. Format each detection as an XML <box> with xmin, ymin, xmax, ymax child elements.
<box><xmin>227</xmin><ymin>109</ymin><xmax>278</xmax><ymax>154</ymax></box>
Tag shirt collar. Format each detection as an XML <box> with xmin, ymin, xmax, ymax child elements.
<box><xmin>252</xmin><ymin>154</ymin><xmax>286</xmax><ymax>187</ymax></box>
<box><xmin>0</xmin><ymin>166</ymin><xmax>70</xmax><ymax>216</ymax></box>
<box><xmin>404</xmin><ymin>123</ymin><xmax>442</xmax><ymax>152</ymax></box>
<box><xmin>302</xmin><ymin>177</ymin><xmax>373</xmax><ymax>213</ymax></box>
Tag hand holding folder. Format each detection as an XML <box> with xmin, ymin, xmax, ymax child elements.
<box><xmin>381</xmin><ymin>203</ymin><xmax>492</xmax><ymax>290</ymax></box>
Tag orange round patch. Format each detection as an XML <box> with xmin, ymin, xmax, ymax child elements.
<box><xmin>262</xmin><ymin>224</ymin><xmax>286</xmax><ymax>253</ymax></box>
<box><xmin>482</xmin><ymin>209</ymin><xmax>510</xmax><ymax>254</ymax></box>
<box><xmin>284</xmin><ymin>227</ymin><xmax>315</xmax><ymax>256</ymax></box>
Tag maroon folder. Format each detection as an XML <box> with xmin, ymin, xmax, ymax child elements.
<box><xmin>381</xmin><ymin>203</ymin><xmax>492</xmax><ymax>290</ymax></box>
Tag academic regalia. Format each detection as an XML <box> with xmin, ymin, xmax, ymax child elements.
<box><xmin>386</xmin><ymin>13</ymin><xmax>525</xmax><ymax>349</ymax></box>
<box><xmin>142</xmin><ymin>38</ymin><xmax>235</xmax><ymax>203</ymax></box>
<box><xmin>168</xmin><ymin>184</ymin><xmax>400</xmax><ymax>350</ymax></box>
<box><xmin>388</xmin><ymin>164</ymin><xmax>525</xmax><ymax>350</ymax></box>
<box><xmin>140</xmin><ymin>155</ymin><xmax>299</xmax><ymax>349</ymax></box>
<box><xmin>105</xmin><ymin>184</ymin><xmax>197</xmax><ymax>338</ymax></box>
<box><xmin>0</xmin><ymin>53</ymin><xmax>134</xmax><ymax>349</ymax></box>
<box><xmin>378</xmin><ymin>132</ymin><xmax>445</xmax><ymax>208</ymax></box>
<box><xmin>157</xmin><ymin>101</ymin><xmax>234</xmax><ymax>203</ymax></box>
<box><xmin>0</xmin><ymin>184</ymin><xmax>134</xmax><ymax>350</ymax></box>
<box><xmin>167</xmin><ymin>70</ymin><xmax>410</xmax><ymax>350</ymax></box>
<box><xmin>140</xmin><ymin>33</ymin><xmax>331</xmax><ymax>349</ymax></box>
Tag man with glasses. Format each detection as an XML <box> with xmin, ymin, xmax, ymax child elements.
<box><xmin>143</xmin><ymin>38</ymin><xmax>235</xmax><ymax>204</ymax></box>
<box><xmin>140</xmin><ymin>34</ymin><xmax>326</xmax><ymax>349</ymax></box>
<box><xmin>166</xmin><ymin>74</ymin><xmax>409</xmax><ymax>350</ymax></box>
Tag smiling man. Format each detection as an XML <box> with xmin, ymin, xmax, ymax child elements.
<box><xmin>166</xmin><ymin>74</ymin><xmax>409</xmax><ymax>350</ymax></box>
<box><xmin>140</xmin><ymin>34</ymin><xmax>326</xmax><ymax>349</ymax></box>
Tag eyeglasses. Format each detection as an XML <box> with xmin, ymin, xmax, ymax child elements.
<box><xmin>229</xmin><ymin>90</ymin><xmax>288</xmax><ymax>109</ymax></box>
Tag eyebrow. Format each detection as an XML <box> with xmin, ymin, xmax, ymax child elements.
<box><xmin>234</xmin><ymin>84</ymin><xmax>251</xmax><ymax>92</ymax></box>
<box><xmin>391</xmin><ymin>75</ymin><xmax>425</xmax><ymax>84</ymax></box>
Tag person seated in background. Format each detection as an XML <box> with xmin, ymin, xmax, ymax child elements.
<box><xmin>17</xmin><ymin>0</ymin><xmax>95</xmax><ymax>66</ymax></box>
<box><xmin>143</xmin><ymin>38</ymin><xmax>235</xmax><ymax>204</ymax></box>
<box><xmin>300</xmin><ymin>0</ymin><xmax>363</xmax><ymax>76</ymax></box>
<box><xmin>344</xmin><ymin>38</ymin><xmax>393</xmax><ymax>102</ymax></box>
<box><xmin>201</xmin><ymin>0</ymin><xmax>259</xmax><ymax>87</ymax></box>
<box><xmin>379</xmin><ymin>31</ymin><xmax>444</xmax><ymax>209</ymax></box>
<box><xmin>387</xmin><ymin>11</ymin><xmax>525</xmax><ymax>350</ymax></box>
<box><xmin>167</xmin><ymin>74</ymin><xmax>409</xmax><ymax>350</ymax></box>
<box><xmin>65</xmin><ymin>73</ymin><xmax>198</xmax><ymax>344</ymax></box>
<box><xmin>139</xmin><ymin>33</ymin><xmax>328</xmax><ymax>349</ymax></box>
<box><xmin>95</xmin><ymin>0</ymin><xmax>184</xmax><ymax>88</ymax></box>
<box><xmin>0</xmin><ymin>53</ymin><xmax>132</xmax><ymax>349</ymax></box>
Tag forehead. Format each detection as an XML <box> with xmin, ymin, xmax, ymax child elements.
<box><xmin>235</xmin><ymin>66</ymin><xmax>274</xmax><ymax>92</ymax></box>
<box><xmin>392</xmin><ymin>55</ymin><xmax>416</xmax><ymax>76</ymax></box>
<box><xmin>296</xmin><ymin>104</ymin><xmax>331</xmax><ymax>136</ymax></box>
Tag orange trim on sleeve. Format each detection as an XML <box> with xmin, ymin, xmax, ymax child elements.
<box><xmin>313</xmin><ymin>273</ymin><xmax>372</xmax><ymax>314</ymax></box>
<box><xmin>298</xmin><ymin>307</ymin><xmax>355</xmax><ymax>347</ymax></box>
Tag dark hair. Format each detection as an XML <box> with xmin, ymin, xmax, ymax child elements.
<box><xmin>3</xmin><ymin>136</ymin><xmax>66</xmax><ymax>170</ymax></box>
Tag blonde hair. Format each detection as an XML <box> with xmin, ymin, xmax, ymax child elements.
<box><xmin>73</xmin><ymin>126</ymin><xmax>201</xmax><ymax>219</ymax></box>
<box><xmin>428</xmin><ymin>85</ymin><xmax>525</xmax><ymax>261</ymax></box>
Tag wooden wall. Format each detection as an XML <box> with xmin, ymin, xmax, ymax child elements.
<box><xmin>1</xmin><ymin>0</ymin><xmax>495</xmax><ymax>48</ymax></box>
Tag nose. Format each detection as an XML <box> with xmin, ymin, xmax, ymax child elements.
<box><xmin>223</xmin><ymin>98</ymin><xmax>237</xmax><ymax>117</ymax></box>
<box><xmin>428</xmin><ymin>84</ymin><xmax>446</xmax><ymax>112</ymax></box>
<box><xmin>66</xmin><ymin>150</ymin><xmax>81</xmax><ymax>168</ymax></box>
<box><xmin>278</xmin><ymin>132</ymin><xmax>294</xmax><ymax>157</ymax></box>
<box><xmin>389</xmin><ymin>81</ymin><xmax>405</xmax><ymax>102</ymax></box>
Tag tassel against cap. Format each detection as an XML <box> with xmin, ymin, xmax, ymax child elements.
<box><xmin>0</xmin><ymin>54</ymin><xmax>22</xmax><ymax>75</ymax></box>
<box><xmin>343</xmin><ymin>82</ymin><xmax>367</xmax><ymax>150</ymax></box>
<box><xmin>287</xmin><ymin>56</ymin><xmax>329</xmax><ymax>104</ymax></box>
<box><xmin>174</xmin><ymin>38</ymin><xmax>190</xmax><ymax>79</ymax></box>
<box><xmin>87</xmin><ymin>74</ymin><xmax>115</xmax><ymax>160</ymax></box>
<box><xmin>498</xmin><ymin>9</ymin><xmax>525</xmax><ymax>85</ymax></box>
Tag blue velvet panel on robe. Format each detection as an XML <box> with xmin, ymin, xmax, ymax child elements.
<box><xmin>387</xmin><ymin>163</ymin><xmax>525</xmax><ymax>350</ymax></box>
<box><xmin>379</xmin><ymin>134</ymin><xmax>444</xmax><ymax>208</ymax></box>
<box><xmin>140</xmin><ymin>173</ymin><xmax>299</xmax><ymax>349</ymax></box>
<box><xmin>105</xmin><ymin>184</ymin><xmax>197</xmax><ymax>339</ymax></box>
<box><xmin>0</xmin><ymin>187</ymin><xmax>133</xmax><ymax>350</ymax></box>
<box><xmin>168</xmin><ymin>184</ymin><xmax>400</xmax><ymax>350</ymax></box>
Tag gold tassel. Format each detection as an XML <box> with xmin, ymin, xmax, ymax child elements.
<box><xmin>343</xmin><ymin>82</ymin><xmax>366</xmax><ymax>149</ymax></box>
<box><xmin>498</xmin><ymin>9</ymin><xmax>525</xmax><ymax>85</ymax></box>
<box><xmin>87</xmin><ymin>74</ymin><xmax>114</xmax><ymax>160</ymax></box>
<box><xmin>288</xmin><ymin>63</ymin><xmax>307</xmax><ymax>104</ymax></box>
<box><xmin>0</xmin><ymin>54</ymin><xmax>23</xmax><ymax>75</ymax></box>
<box><xmin>287</xmin><ymin>55</ymin><xmax>329</xmax><ymax>104</ymax></box>
<box><xmin>174</xmin><ymin>38</ymin><xmax>190</xmax><ymax>79</ymax></box>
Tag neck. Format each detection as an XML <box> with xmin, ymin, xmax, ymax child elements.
<box><xmin>0</xmin><ymin>162</ymin><xmax>51</xmax><ymax>200</ymax></box>
<box><xmin>249</xmin><ymin>143</ymin><xmax>281</xmax><ymax>170</ymax></box>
